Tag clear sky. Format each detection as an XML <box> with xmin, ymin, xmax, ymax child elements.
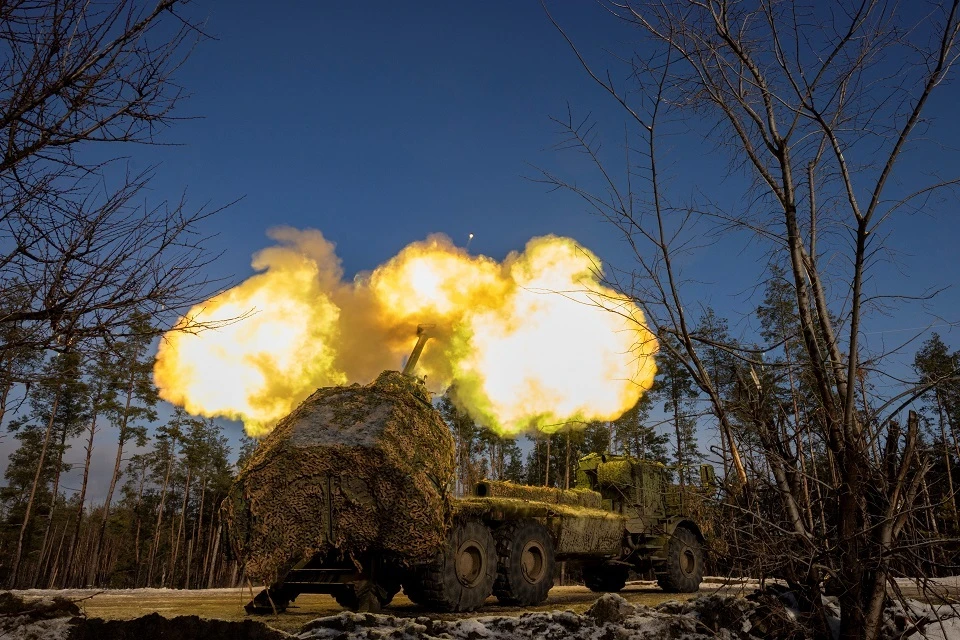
<box><xmin>9</xmin><ymin>1</ymin><xmax>960</xmax><ymax>500</ymax></box>
<box><xmin>150</xmin><ymin>0</ymin><xmax>959</xmax><ymax>391</ymax></box>
<box><xmin>141</xmin><ymin>0</ymin><xmax>959</xmax><ymax>331</ymax></box>
<box><xmin>141</xmin><ymin>2</ymin><xmax>644</xmax><ymax>280</ymax></box>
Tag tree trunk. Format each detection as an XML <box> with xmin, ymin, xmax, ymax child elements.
<box><xmin>936</xmin><ymin>391</ymin><xmax>959</xmax><ymax>530</ymax></box>
<box><xmin>9</xmin><ymin>390</ymin><xmax>60</xmax><ymax>586</ymax></box>
<box><xmin>184</xmin><ymin>539</ymin><xmax>193</xmax><ymax>589</ymax></box>
<box><xmin>0</xmin><ymin>355</ymin><xmax>13</xmax><ymax>427</ymax></box>
<box><xmin>206</xmin><ymin>523</ymin><xmax>221</xmax><ymax>588</ymax></box>
<box><xmin>672</xmin><ymin>381</ymin><xmax>686</xmax><ymax>491</ymax></box>
<box><xmin>36</xmin><ymin>421</ymin><xmax>69</xmax><ymax>586</ymax></box>
<box><xmin>544</xmin><ymin>435</ymin><xmax>550</xmax><ymax>487</ymax></box>
<box><xmin>93</xmin><ymin>371</ymin><xmax>137</xmax><ymax>581</ymax></box>
<box><xmin>131</xmin><ymin>461</ymin><xmax>147</xmax><ymax>586</ymax></box>
<box><xmin>65</xmin><ymin>408</ymin><xmax>98</xmax><ymax>586</ymax></box>
<box><xmin>46</xmin><ymin>523</ymin><xmax>69</xmax><ymax>588</ymax></box>
<box><xmin>189</xmin><ymin>481</ymin><xmax>206</xmax><ymax>589</ymax></box>
<box><xmin>170</xmin><ymin>465</ymin><xmax>192</xmax><ymax>587</ymax></box>
<box><xmin>147</xmin><ymin>433</ymin><xmax>177</xmax><ymax>586</ymax></box>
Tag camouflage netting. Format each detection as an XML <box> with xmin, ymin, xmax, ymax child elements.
<box><xmin>222</xmin><ymin>371</ymin><xmax>456</xmax><ymax>585</ymax></box>
<box><xmin>474</xmin><ymin>479</ymin><xmax>602</xmax><ymax>509</ymax></box>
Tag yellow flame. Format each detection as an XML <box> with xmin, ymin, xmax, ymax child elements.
<box><xmin>154</xmin><ymin>229</ymin><xmax>346</xmax><ymax>436</ymax></box>
<box><xmin>154</xmin><ymin>229</ymin><xmax>658</xmax><ymax>437</ymax></box>
<box><xmin>367</xmin><ymin>234</ymin><xmax>508</xmax><ymax>323</ymax></box>
<box><xmin>449</xmin><ymin>237</ymin><xmax>657</xmax><ymax>433</ymax></box>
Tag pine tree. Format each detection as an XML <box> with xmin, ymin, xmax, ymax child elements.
<box><xmin>692</xmin><ymin>308</ymin><xmax>747</xmax><ymax>482</ymax></box>
<box><xmin>438</xmin><ymin>389</ymin><xmax>481</xmax><ymax>495</ymax></box>
<box><xmin>1</xmin><ymin>420</ymin><xmax>58</xmax><ymax>570</ymax></box>
<box><xmin>525</xmin><ymin>436</ymin><xmax>548</xmax><ymax>486</ymax></box>
<box><xmin>236</xmin><ymin>435</ymin><xmax>259</xmax><ymax>470</ymax></box>
<box><xmin>0</xmin><ymin>333</ymin><xmax>41</xmax><ymax>429</ymax></box>
<box><xmin>612</xmin><ymin>396</ymin><xmax>669</xmax><ymax>463</ymax></box>
<box><xmin>7</xmin><ymin>349</ymin><xmax>86</xmax><ymax>586</ymax></box>
<box><xmin>652</xmin><ymin>345</ymin><xmax>701</xmax><ymax>486</ymax></box>
<box><xmin>120</xmin><ymin>453</ymin><xmax>151</xmax><ymax>586</ymax></box>
<box><xmin>502</xmin><ymin>440</ymin><xmax>525</xmax><ymax>483</ymax></box>
<box><xmin>755</xmin><ymin>266</ymin><xmax>826</xmax><ymax>534</ymax></box>
<box><xmin>35</xmin><ymin>349</ymin><xmax>88</xmax><ymax>586</ymax></box>
<box><xmin>914</xmin><ymin>334</ymin><xmax>960</xmax><ymax>530</ymax></box>
<box><xmin>146</xmin><ymin>409</ymin><xmax>183</xmax><ymax>586</ymax></box>
<box><xmin>93</xmin><ymin>314</ymin><xmax>158</xmax><ymax>583</ymax></box>
<box><xmin>63</xmin><ymin>346</ymin><xmax>119</xmax><ymax>586</ymax></box>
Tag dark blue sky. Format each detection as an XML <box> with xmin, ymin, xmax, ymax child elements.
<box><xmin>14</xmin><ymin>0</ymin><xmax>960</xmax><ymax>501</ymax></box>
<box><xmin>131</xmin><ymin>0</ymin><xmax>960</xmax><ymax>409</ymax></box>
<box><xmin>142</xmin><ymin>2</ymin><xmax>639</xmax><ymax>278</ymax></box>
<box><xmin>141</xmin><ymin>1</ymin><xmax>958</xmax><ymax>341</ymax></box>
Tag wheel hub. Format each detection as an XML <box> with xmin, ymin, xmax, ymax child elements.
<box><xmin>520</xmin><ymin>540</ymin><xmax>546</xmax><ymax>584</ymax></box>
<box><xmin>680</xmin><ymin>548</ymin><xmax>696</xmax><ymax>575</ymax></box>
<box><xmin>455</xmin><ymin>540</ymin><xmax>486</xmax><ymax>587</ymax></box>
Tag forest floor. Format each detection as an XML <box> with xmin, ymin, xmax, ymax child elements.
<box><xmin>11</xmin><ymin>577</ymin><xmax>959</xmax><ymax>633</ymax></box>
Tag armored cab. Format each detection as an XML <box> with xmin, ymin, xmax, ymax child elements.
<box><xmin>574</xmin><ymin>453</ymin><xmax>708</xmax><ymax>593</ymax></box>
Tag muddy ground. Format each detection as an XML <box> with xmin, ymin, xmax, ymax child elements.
<box><xmin>8</xmin><ymin>580</ymin><xmax>731</xmax><ymax>632</ymax></box>
<box><xmin>13</xmin><ymin>578</ymin><xmax>956</xmax><ymax>634</ymax></box>
<box><xmin>10</xmin><ymin>577</ymin><xmax>958</xmax><ymax>635</ymax></box>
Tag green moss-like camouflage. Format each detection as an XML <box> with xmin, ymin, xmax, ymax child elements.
<box><xmin>475</xmin><ymin>479</ymin><xmax>602</xmax><ymax>509</ymax></box>
<box><xmin>453</xmin><ymin>496</ymin><xmax>624</xmax><ymax>556</ymax></box>
<box><xmin>221</xmin><ymin>371</ymin><xmax>456</xmax><ymax>585</ymax></box>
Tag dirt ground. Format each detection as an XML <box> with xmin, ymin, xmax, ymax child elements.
<box><xmin>9</xmin><ymin>579</ymin><xmax>784</xmax><ymax>633</ymax></box>
<box><xmin>13</xmin><ymin>577</ymin><xmax>959</xmax><ymax>634</ymax></box>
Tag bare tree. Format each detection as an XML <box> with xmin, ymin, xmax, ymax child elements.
<box><xmin>0</xmin><ymin>0</ymin><xmax>228</xmax><ymax>364</ymax></box>
<box><xmin>541</xmin><ymin>1</ymin><xmax>960</xmax><ymax>638</ymax></box>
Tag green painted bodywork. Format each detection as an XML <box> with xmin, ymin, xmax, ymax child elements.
<box><xmin>459</xmin><ymin>453</ymin><xmax>707</xmax><ymax>563</ymax></box>
<box><xmin>454</xmin><ymin>496</ymin><xmax>624</xmax><ymax>556</ymax></box>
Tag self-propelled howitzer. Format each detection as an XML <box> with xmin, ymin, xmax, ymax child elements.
<box><xmin>223</xmin><ymin>327</ymin><xmax>711</xmax><ymax>614</ymax></box>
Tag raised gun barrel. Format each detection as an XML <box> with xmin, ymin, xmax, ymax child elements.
<box><xmin>401</xmin><ymin>324</ymin><xmax>436</xmax><ymax>377</ymax></box>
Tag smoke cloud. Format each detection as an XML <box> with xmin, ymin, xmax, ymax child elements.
<box><xmin>154</xmin><ymin>229</ymin><xmax>658</xmax><ymax>437</ymax></box>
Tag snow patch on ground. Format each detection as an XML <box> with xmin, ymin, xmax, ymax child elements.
<box><xmin>1</xmin><ymin>616</ymin><xmax>76</xmax><ymax>640</ymax></box>
<box><xmin>883</xmin><ymin>599</ymin><xmax>960</xmax><ymax>640</ymax></box>
<box><xmin>4</xmin><ymin>586</ymin><xmax>960</xmax><ymax>639</ymax></box>
<box><xmin>0</xmin><ymin>593</ymin><xmax>81</xmax><ymax>640</ymax></box>
<box><xmin>293</xmin><ymin>592</ymin><xmax>960</xmax><ymax>640</ymax></box>
<box><xmin>294</xmin><ymin>593</ymin><xmax>800</xmax><ymax>640</ymax></box>
<box><xmin>10</xmin><ymin>587</ymin><xmax>246</xmax><ymax>599</ymax></box>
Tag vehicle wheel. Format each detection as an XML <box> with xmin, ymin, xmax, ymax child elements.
<box><xmin>582</xmin><ymin>564</ymin><xmax>629</xmax><ymax>593</ymax></box>
<box><xmin>493</xmin><ymin>520</ymin><xmax>555</xmax><ymax>605</ymax></box>
<box><xmin>333</xmin><ymin>579</ymin><xmax>400</xmax><ymax>612</ymax></box>
<box><xmin>655</xmin><ymin>526</ymin><xmax>703</xmax><ymax>593</ymax></box>
<box><xmin>414</xmin><ymin>520</ymin><xmax>497</xmax><ymax>612</ymax></box>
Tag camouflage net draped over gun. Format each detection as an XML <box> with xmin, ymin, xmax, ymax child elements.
<box><xmin>221</xmin><ymin>371</ymin><xmax>456</xmax><ymax>585</ymax></box>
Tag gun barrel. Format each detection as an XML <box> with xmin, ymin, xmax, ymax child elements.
<box><xmin>402</xmin><ymin>324</ymin><xmax>436</xmax><ymax>376</ymax></box>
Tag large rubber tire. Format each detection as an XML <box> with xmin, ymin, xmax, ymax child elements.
<box><xmin>413</xmin><ymin>520</ymin><xmax>497</xmax><ymax>612</ymax></box>
<box><xmin>493</xmin><ymin>520</ymin><xmax>556</xmax><ymax>605</ymax></box>
<box><xmin>655</xmin><ymin>526</ymin><xmax>704</xmax><ymax>593</ymax></box>
<box><xmin>333</xmin><ymin>580</ymin><xmax>400</xmax><ymax>612</ymax></box>
<box><xmin>582</xmin><ymin>564</ymin><xmax>629</xmax><ymax>593</ymax></box>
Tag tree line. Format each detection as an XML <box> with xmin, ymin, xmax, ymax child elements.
<box><xmin>0</xmin><ymin>314</ymin><xmax>247</xmax><ymax>589</ymax></box>
<box><xmin>0</xmin><ymin>0</ymin><xmax>229</xmax><ymax>589</ymax></box>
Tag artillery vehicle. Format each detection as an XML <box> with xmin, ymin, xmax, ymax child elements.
<box><xmin>225</xmin><ymin>327</ymin><xmax>711</xmax><ymax>614</ymax></box>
